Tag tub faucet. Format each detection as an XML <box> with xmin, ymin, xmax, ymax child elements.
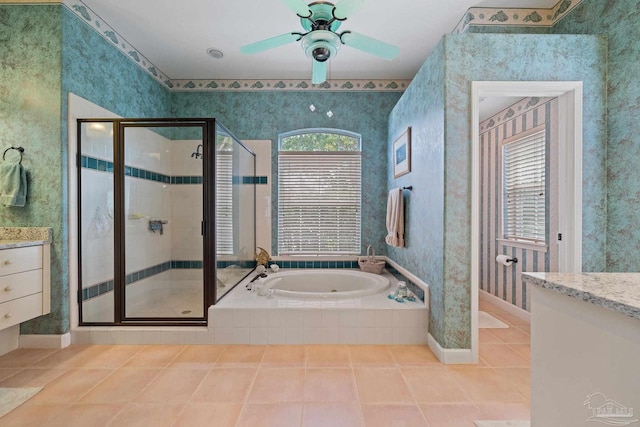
<box><xmin>246</xmin><ymin>272</ymin><xmax>268</xmax><ymax>289</ymax></box>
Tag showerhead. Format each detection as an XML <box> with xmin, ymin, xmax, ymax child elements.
<box><xmin>191</xmin><ymin>144</ymin><xmax>203</xmax><ymax>159</ymax></box>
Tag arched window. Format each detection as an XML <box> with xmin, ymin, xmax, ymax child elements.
<box><xmin>278</xmin><ymin>129</ymin><xmax>361</xmax><ymax>254</ymax></box>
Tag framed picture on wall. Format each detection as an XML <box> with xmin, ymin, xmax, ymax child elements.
<box><xmin>393</xmin><ymin>127</ymin><xmax>411</xmax><ymax>178</ymax></box>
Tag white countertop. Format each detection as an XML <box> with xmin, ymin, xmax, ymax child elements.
<box><xmin>523</xmin><ymin>272</ymin><xmax>640</xmax><ymax>320</ymax></box>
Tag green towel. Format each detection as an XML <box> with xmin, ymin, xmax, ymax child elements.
<box><xmin>0</xmin><ymin>162</ymin><xmax>27</xmax><ymax>207</ymax></box>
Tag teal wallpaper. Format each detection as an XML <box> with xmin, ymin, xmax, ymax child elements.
<box><xmin>389</xmin><ymin>33</ymin><xmax>607</xmax><ymax>349</ymax></box>
<box><xmin>61</xmin><ymin>7</ymin><xmax>171</xmax><ymax>121</ymax></box>
<box><xmin>387</xmin><ymin>43</ymin><xmax>446</xmax><ymax>347</ymax></box>
<box><xmin>171</xmin><ymin>91</ymin><xmax>402</xmax><ymax>256</ymax></box>
<box><xmin>0</xmin><ymin>5</ymin><xmax>65</xmax><ymax>334</ymax></box>
<box><xmin>442</xmin><ymin>33</ymin><xmax>606</xmax><ymax>348</ymax></box>
<box><xmin>553</xmin><ymin>0</ymin><xmax>640</xmax><ymax>272</ymax></box>
<box><xmin>1</xmin><ymin>5</ymin><xmax>170</xmax><ymax>334</ymax></box>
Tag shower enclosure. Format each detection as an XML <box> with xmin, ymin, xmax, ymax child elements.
<box><xmin>77</xmin><ymin>118</ymin><xmax>255</xmax><ymax>325</ymax></box>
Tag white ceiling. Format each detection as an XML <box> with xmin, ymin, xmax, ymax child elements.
<box><xmin>81</xmin><ymin>0</ymin><xmax>559</xmax><ymax>81</ymax></box>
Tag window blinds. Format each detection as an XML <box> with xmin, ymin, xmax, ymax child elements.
<box><xmin>216</xmin><ymin>152</ymin><xmax>233</xmax><ymax>254</ymax></box>
<box><xmin>278</xmin><ymin>152</ymin><xmax>361</xmax><ymax>254</ymax></box>
<box><xmin>503</xmin><ymin>130</ymin><xmax>546</xmax><ymax>243</ymax></box>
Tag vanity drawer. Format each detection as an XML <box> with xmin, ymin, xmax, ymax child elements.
<box><xmin>0</xmin><ymin>293</ymin><xmax>43</xmax><ymax>330</ymax></box>
<box><xmin>0</xmin><ymin>246</ymin><xmax>43</xmax><ymax>277</ymax></box>
<box><xmin>0</xmin><ymin>270</ymin><xmax>43</xmax><ymax>304</ymax></box>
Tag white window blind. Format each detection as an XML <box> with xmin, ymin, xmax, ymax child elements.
<box><xmin>278</xmin><ymin>152</ymin><xmax>361</xmax><ymax>254</ymax></box>
<box><xmin>503</xmin><ymin>130</ymin><xmax>546</xmax><ymax>243</ymax></box>
<box><xmin>216</xmin><ymin>152</ymin><xmax>233</xmax><ymax>254</ymax></box>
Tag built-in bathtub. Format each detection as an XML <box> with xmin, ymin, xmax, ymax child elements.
<box><xmin>210</xmin><ymin>269</ymin><xmax>429</xmax><ymax>345</ymax></box>
<box><xmin>265</xmin><ymin>269</ymin><xmax>389</xmax><ymax>299</ymax></box>
<box><xmin>72</xmin><ymin>268</ymin><xmax>429</xmax><ymax>346</ymax></box>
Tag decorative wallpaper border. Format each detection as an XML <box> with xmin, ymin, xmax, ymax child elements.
<box><xmin>59</xmin><ymin>0</ymin><xmax>408</xmax><ymax>92</ymax></box>
<box><xmin>31</xmin><ymin>0</ymin><xmax>580</xmax><ymax>91</ymax></box>
<box><xmin>170</xmin><ymin>79</ymin><xmax>410</xmax><ymax>92</ymax></box>
<box><xmin>65</xmin><ymin>1</ymin><xmax>172</xmax><ymax>88</ymax></box>
<box><xmin>479</xmin><ymin>96</ymin><xmax>554</xmax><ymax>133</ymax></box>
<box><xmin>453</xmin><ymin>0</ymin><xmax>584</xmax><ymax>33</ymax></box>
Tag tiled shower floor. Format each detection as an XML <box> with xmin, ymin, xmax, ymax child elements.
<box><xmin>0</xmin><ymin>300</ymin><xmax>529</xmax><ymax>426</ymax></box>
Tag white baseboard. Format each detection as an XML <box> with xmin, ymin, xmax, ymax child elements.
<box><xmin>20</xmin><ymin>333</ymin><xmax>72</xmax><ymax>349</ymax></box>
<box><xmin>0</xmin><ymin>326</ymin><xmax>20</xmax><ymax>356</ymax></box>
<box><xmin>428</xmin><ymin>333</ymin><xmax>476</xmax><ymax>364</ymax></box>
<box><xmin>479</xmin><ymin>290</ymin><xmax>531</xmax><ymax>323</ymax></box>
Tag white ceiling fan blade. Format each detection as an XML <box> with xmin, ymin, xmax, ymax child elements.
<box><xmin>341</xmin><ymin>31</ymin><xmax>399</xmax><ymax>60</ymax></box>
<box><xmin>311</xmin><ymin>60</ymin><xmax>327</xmax><ymax>84</ymax></box>
<box><xmin>282</xmin><ymin>0</ymin><xmax>312</xmax><ymax>17</ymax></box>
<box><xmin>240</xmin><ymin>33</ymin><xmax>300</xmax><ymax>55</ymax></box>
<box><xmin>333</xmin><ymin>0</ymin><xmax>366</xmax><ymax>20</ymax></box>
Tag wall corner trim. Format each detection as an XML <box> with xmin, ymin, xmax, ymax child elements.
<box><xmin>19</xmin><ymin>333</ymin><xmax>71</xmax><ymax>349</ymax></box>
<box><xmin>428</xmin><ymin>334</ymin><xmax>476</xmax><ymax>364</ymax></box>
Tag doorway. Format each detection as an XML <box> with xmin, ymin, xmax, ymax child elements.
<box><xmin>470</xmin><ymin>81</ymin><xmax>583</xmax><ymax>362</ymax></box>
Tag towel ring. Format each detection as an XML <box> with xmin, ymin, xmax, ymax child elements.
<box><xmin>2</xmin><ymin>147</ymin><xmax>24</xmax><ymax>164</ymax></box>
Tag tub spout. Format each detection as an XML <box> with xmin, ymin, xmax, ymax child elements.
<box><xmin>258</xmin><ymin>277</ymin><xmax>282</xmax><ymax>296</ymax></box>
<box><xmin>250</xmin><ymin>273</ymin><xmax>268</xmax><ymax>283</ymax></box>
<box><xmin>246</xmin><ymin>272</ymin><xmax>268</xmax><ymax>290</ymax></box>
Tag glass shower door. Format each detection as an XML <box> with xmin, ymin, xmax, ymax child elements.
<box><xmin>78</xmin><ymin>118</ymin><xmax>254</xmax><ymax>325</ymax></box>
<box><xmin>121</xmin><ymin>124</ymin><xmax>205</xmax><ymax>320</ymax></box>
<box><xmin>78</xmin><ymin>121</ymin><xmax>116</xmax><ymax>323</ymax></box>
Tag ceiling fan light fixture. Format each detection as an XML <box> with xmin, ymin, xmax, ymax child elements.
<box><xmin>302</xmin><ymin>30</ymin><xmax>340</xmax><ymax>63</ymax></box>
<box><xmin>312</xmin><ymin>46</ymin><xmax>331</xmax><ymax>62</ymax></box>
<box><xmin>240</xmin><ymin>0</ymin><xmax>399</xmax><ymax>83</ymax></box>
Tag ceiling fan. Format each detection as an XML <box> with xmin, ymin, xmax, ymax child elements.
<box><xmin>240</xmin><ymin>0</ymin><xmax>400</xmax><ymax>84</ymax></box>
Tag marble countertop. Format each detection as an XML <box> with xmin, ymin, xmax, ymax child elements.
<box><xmin>523</xmin><ymin>272</ymin><xmax>640</xmax><ymax>321</ymax></box>
<box><xmin>0</xmin><ymin>227</ymin><xmax>52</xmax><ymax>249</ymax></box>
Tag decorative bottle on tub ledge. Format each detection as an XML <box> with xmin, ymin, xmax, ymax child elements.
<box><xmin>255</xmin><ymin>247</ymin><xmax>271</xmax><ymax>266</ymax></box>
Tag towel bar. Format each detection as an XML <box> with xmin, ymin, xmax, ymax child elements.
<box><xmin>402</xmin><ymin>186</ymin><xmax>412</xmax><ymax>191</ymax></box>
<box><xmin>2</xmin><ymin>147</ymin><xmax>24</xmax><ymax>164</ymax></box>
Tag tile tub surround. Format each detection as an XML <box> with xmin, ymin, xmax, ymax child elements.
<box><xmin>522</xmin><ymin>272</ymin><xmax>640</xmax><ymax>320</ymax></box>
<box><xmin>211</xmin><ymin>270</ymin><xmax>429</xmax><ymax>345</ymax></box>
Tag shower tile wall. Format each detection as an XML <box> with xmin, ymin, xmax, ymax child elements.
<box><xmin>168</xmin><ymin>140</ymin><xmax>203</xmax><ymax>284</ymax></box>
<box><xmin>123</xmin><ymin>126</ymin><xmax>173</xmax><ymax>276</ymax></box>
<box><xmin>243</xmin><ymin>140</ymin><xmax>271</xmax><ymax>252</ymax></box>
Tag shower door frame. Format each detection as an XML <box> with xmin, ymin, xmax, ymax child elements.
<box><xmin>77</xmin><ymin>118</ymin><xmax>217</xmax><ymax>326</ymax></box>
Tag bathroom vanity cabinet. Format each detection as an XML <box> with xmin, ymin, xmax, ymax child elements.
<box><xmin>0</xmin><ymin>242</ymin><xmax>51</xmax><ymax>330</ymax></box>
<box><xmin>523</xmin><ymin>272</ymin><xmax>640</xmax><ymax>427</ymax></box>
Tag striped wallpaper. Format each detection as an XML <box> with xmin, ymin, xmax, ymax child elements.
<box><xmin>479</xmin><ymin>97</ymin><xmax>559</xmax><ymax>311</ymax></box>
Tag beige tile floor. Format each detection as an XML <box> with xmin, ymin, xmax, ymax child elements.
<box><xmin>0</xmin><ymin>300</ymin><xmax>529</xmax><ymax>426</ymax></box>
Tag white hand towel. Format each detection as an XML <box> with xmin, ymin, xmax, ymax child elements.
<box><xmin>385</xmin><ymin>188</ymin><xmax>404</xmax><ymax>247</ymax></box>
<box><xmin>0</xmin><ymin>162</ymin><xmax>27</xmax><ymax>207</ymax></box>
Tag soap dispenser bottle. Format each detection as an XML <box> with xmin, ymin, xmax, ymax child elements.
<box><xmin>396</xmin><ymin>281</ymin><xmax>408</xmax><ymax>298</ymax></box>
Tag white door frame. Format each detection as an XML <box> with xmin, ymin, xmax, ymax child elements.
<box><xmin>470</xmin><ymin>81</ymin><xmax>583</xmax><ymax>363</ymax></box>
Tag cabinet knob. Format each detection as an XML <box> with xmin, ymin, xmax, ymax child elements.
<box><xmin>2</xmin><ymin>260</ymin><xmax>11</xmax><ymax>266</ymax></box>
<box><xmin>4</xmin><ymin>286</ymin><xmax>12</xmax><ymax>292</ymax></box>
<box><xmin>4</xmin><ymin>313</ymin><xmax>11</xmax><ymax>319</ymax></box>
